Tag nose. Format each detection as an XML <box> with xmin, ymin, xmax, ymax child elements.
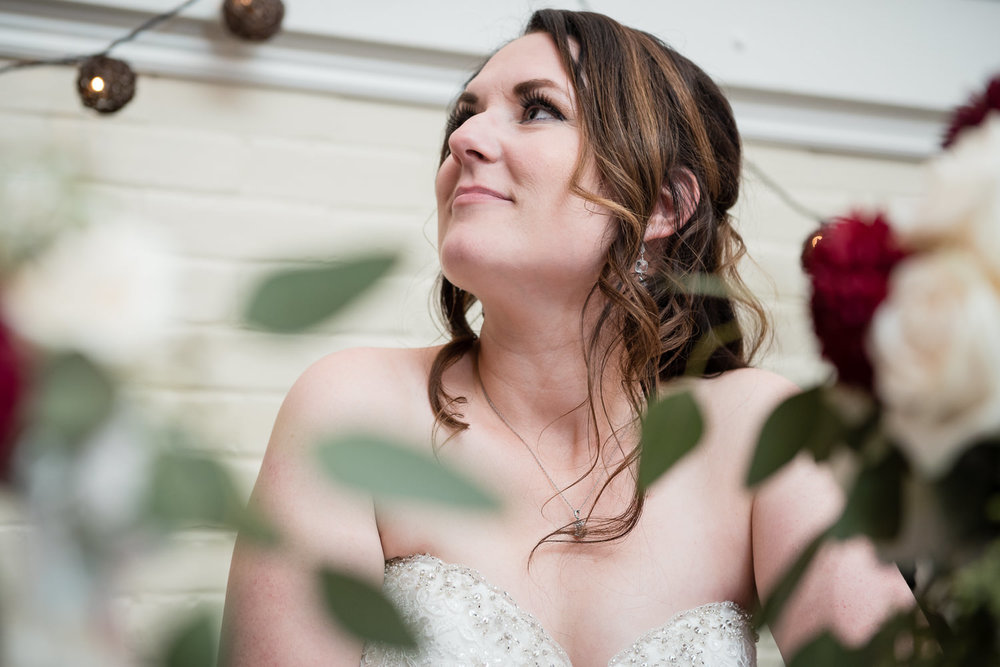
<box><xmin>447</xmin><ymin>111</ymin><xmax>501</xmax><ymax>165</ymax></box>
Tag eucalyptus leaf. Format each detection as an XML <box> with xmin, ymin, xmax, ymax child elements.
<box><xmin>162</xmin><ymin>609</ymin><xmax>217</xmax><ymax>667</ymax></box>
<box><xmin>684</xmin><ymin>320</ymin><xmax>741</xmax><ymax>378</ymax></box>
<box><xmin>31</xmin><ymin>351</ymin><xmax>114</xmax><ymax>445</ymax></box>
<box><xmin>319</xmin><ymin>567</ymin><xmax>417</xmax><ymax>649</ymax></box>
<box><xmin>145</xmin><ymin>451</ymin><xmax>277</xmax><ymax>543</ymax></box>
<box><xmin>788</xmin><ymin>631</ymin><xmax>855</xmax><ymax>667</ymax></box>
<box><xmin>954</xmin><ymin>539</ymin><xmax>1000</xmax><ymax>620</ymax></box>
<box><xmin>146</xmin><ymin>451</ymin><xmax>236</xmax><ymax>526</ymax></box>
<box><xmin>746</xmin><ymin>386</ymin><xmax>844</xmax><ymax>487</ymax></box>
<box><xmin>244</xmin><ymin>253</ymin><xmax>398</xmax><ymax>332</ymax></box>
<box><xmin>853</xmin><ymin>609</ymin><xmax>936</xmax><ymax>666</ymax></box>
<box><xmin>316</xmin><ymin>434</ymin><xmax>499</xmax><ymax>511</ymax></box>
<box><xmin>638</xmin><ymin>390</ymin><xmax>703</xmax><ymax>491</ymax></box>
<box><xmin>673</xmin><ymin>272</ymin><xmax>732</xmax><ymax>298</ymax></box>
<box><xmin>829</xmin><ymin>448</ymin><xmax>904</xmax><ymax>541</ymax></box>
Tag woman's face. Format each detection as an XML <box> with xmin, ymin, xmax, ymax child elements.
<box><xmin>435</xmin><ymin>32</ymin><xmax>612</xmax><ymax>301</ymax></box>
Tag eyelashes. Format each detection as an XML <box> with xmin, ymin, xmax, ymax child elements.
<box><xmin>445</xmin><ymin>91</ymin><xmax>566</xmax><ymax>139</ymax></box>
<box><xmin>445</xmin><ymin>103</ymin><xmax>476</xmax><ymax>136</ymax></box>
<box><xmin>521</xmin><ymin>93</ymin><xmax>565</xmax><ymax>122</ymax></box>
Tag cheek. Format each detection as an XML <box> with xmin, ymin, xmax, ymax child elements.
<box><xmin>434</xmin><ymin>158</ymin><xmax>457</xmax><ymax>207</ymax></box>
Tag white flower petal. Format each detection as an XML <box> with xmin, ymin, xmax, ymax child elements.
<box><xmin>897</xmin><ymin>114</ymin><xmax>1000</xmax><ymax>279</ymax></box>
<box><xmin>868</xmin><ymin>250</ymin><xmax>1000</xmax><ymax>475</ymax></box>
<box><xmin>3</xmin><ymin>220</ymin><xmax>175</xmax><ymax>366</ymax></box>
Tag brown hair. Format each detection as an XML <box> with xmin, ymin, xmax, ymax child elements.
<box><xmin>428</xmin><ymin>9</ymin><xmax>768</xmax><ymax>547</ymax></box>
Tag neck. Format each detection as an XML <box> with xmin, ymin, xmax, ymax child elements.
<box><xmin>472</xmin><ymin>292</ymin><xmax>635</xmax><ymax>458</ymax></box>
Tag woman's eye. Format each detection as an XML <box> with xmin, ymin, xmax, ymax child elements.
<box><xmin>525</xmin><ymin>105</ymin><xmax>556</xmax><ymax>121</ymax></box>
<box><xmin>522</xmin><ymin>96</ymin><xmax>565</xmax><ymax>123</ymax></box>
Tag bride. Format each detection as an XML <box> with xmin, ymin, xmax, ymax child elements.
<box><xmin>221</xmin><ymin>9</ymin><xmax>913</xmax><ymax>666</ymax></box>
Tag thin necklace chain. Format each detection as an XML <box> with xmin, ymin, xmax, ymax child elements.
<box><xmin>475</xmin><ymin>360</ymin><xmax>603</xmax><ymax>539</ymax></box>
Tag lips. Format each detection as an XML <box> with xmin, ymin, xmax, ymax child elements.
<box><xmin>453</xmin><ymin>185</ymin><xmax>512</xmax><ymax>205</ymax></box>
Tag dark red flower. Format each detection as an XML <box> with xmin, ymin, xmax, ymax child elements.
<box><xmin>0</xmin><ymin>318</ymin><xmax>24</xmax><ymax>480</ymax></box>
<box><xmin>942</xmin><ymin>74</ymin><xmax>1000</xmax><ymax>149</ymax></box>
<box><xmin>802</xmin><ymin>212</ymin><xmax>908</xmax><ymax>388</ymax></box>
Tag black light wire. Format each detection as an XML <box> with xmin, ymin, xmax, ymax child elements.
<box><xmin>743</xmin><ymin>157</ymin><xmax>824</xmax><ymax>223</ymax></box>
<box><xmin>0</xmin><ymin>0</ymin><xmax>202</xmax><ymax>75</ymax></box>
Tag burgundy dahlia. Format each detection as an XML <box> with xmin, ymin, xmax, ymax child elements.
<box><xmin>802</xmin><ymin>212</ymin><xmax>908</xmax><ymax>389</ymax></box>
<box><xmin>942</xmin><ymin>74</ymin><xmax>1000</xmax><ymax>149</ymax></box>
<box><xmin>0</xmin><ymin>319</ymin><xmax>24</xmax><ymax>480</ymax></box>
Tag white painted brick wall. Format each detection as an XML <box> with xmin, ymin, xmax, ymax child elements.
<box><xmin>0</xmin><ymin>61</ymin><xmax>924</xmax><ymax>666</ymax></box>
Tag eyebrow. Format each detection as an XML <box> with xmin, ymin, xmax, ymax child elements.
<box><xmin>456</xmin><ymin>78</ymin><xmax>566</xmax><ymax>107</ymax></box>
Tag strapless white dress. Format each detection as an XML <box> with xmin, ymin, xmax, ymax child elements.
<box><xmin>360</xmin><ymin>554</ymin><xmax>757</xmax><ymax>666</ymax></box>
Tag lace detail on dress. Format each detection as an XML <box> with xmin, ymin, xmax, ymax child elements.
<box><xmin>359</xmin><ymin>554</ymin><xmax>757</xmax><ymax>666</ymax></box>
<box><xmin>360</xmin><ymin>554</ymin><xmax>572</xmax><ymax>666</ymax></box>
<box><xmin>606</xmin><ymin>601</ymin><xmax>757</xmax><ymax>666</ymax></box>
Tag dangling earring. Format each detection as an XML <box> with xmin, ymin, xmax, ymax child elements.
<box><xmin>634</xmin><ymin>242</ymin><xmax>648</xmax><ymax>283</ymax></box>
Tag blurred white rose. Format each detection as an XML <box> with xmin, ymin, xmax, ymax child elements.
<box><xmin>893</xmin><ymin>114</ymin><xmax>1000</xmax><ymax>278</ymax></box>
<box><xmin>868</xmin><ymin>250</ymin><xmax>1000</xmax><ymax>476</ymax></box>
<box><xmin>2</xmin><ymin>220</ymin><xmax>174</xmax><ymax>367</ymax></box>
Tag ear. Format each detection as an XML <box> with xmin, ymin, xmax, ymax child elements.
<box><xmin>644</xmin><ymin>168</ymin><xmax>701</xmax><ymax>242</ymax></box>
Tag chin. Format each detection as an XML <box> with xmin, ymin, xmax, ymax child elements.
<box><xmin>439</xmin><ymin>237</ymin><xmax>485</xmax><ymax>292</ymax></box>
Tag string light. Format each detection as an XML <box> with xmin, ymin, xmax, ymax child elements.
<box><xmin>0</xmin><ymin>0</ymin><xmax>288</xmax><ymax>114</ymax></box>
<box><xmin>801</xmin><ymin>227</ymin><xmax>828</xmax><ymax>271</ymax></box>
<box><xmin>76</xmin><ymin>56</ymin><xmax>136</xmax><ymax>113</ymax></box>
<box><xmin>222</xmin><ymin>0</ymin><xmax>285</xmax><ymax>41</ymax></box>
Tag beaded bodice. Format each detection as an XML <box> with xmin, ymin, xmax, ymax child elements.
<box><xmin>360</xmin><ymin>554</ymin><xmax>757</xmax><ymax>666</ymax></box>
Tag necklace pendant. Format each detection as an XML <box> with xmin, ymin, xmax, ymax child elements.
<box><xmin>573</xmin><ymin>510</ymin><xmax>586</xmax><ymax>539</ymax></box>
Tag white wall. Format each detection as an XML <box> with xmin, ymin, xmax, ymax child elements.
<box><xmin>24</xmin><ymin>0</ymin><xmax>999</xmax><ymax>111</ymax></box>
<box><xmin>4</xmin><ymin>0</ymin><xmax>999</xmax><ymax>156</ymax></box>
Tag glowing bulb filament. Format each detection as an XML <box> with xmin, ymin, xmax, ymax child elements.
<box><xmin>89</xmin><ymin>76</ymin><xmax>106</xmax><ymax>93</ymax></box>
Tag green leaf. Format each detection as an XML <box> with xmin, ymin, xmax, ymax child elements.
<box><xmin>829</xmin><ymin>448</ymin><xmax>904</xmax><ymax>540</ymax></box>
<box><xmin>318</xmin><ymin>567</ymin><xmax>417</xmax><ymax>649</ymax></box>
<box><xmin>746</xmin><ymin>386</ymin><xmax>843</xmax><ymax>487</ymax></box>
<box><xmin>161</xmin><ymin>609</ymin><xmax>217</xmax><ymax>667</ymax></box>
<box><xmin>673</xmin><ymin>272</ymin><xmax>733</xmax><ymax>298</ymax></box>
<box><xmin>840</xmin><ymin>401</ymin><xmax>882</xmax><ymax>452</ymax></box>
<box><xmin>638</xmin><ymin>390</ymin><xmax>703</xmax><ymax>490</ymax></box>
<box><xmin>755</xmin><ymin>532</ymin><xmax>824</xmax><ymax>629</ymax></box>
<box><xmin>684</xmin><ymin>319</ymin><xmax>742</xmax><ymax>378</ymax></box>
<box><xmin>145</xmin><ymin>451</ymin><xmax>276</xmax><ymax>544</ymax></box>
<box><xmin>954</xmin><ymin>539</ymin><xmax>1000</xmax><ymax>619</ymax></box>
<box><xmin>788</xmin><ymin>631</ymin><xmax>855</xmax><ymax>667</ymax></box>
<box><xmin>234</xmin><ymin>504</ymin><xmax>281</xmax><ymax>546</ymax></box>
<box><xmin>316</xmin><ymin>434</ymin><xmax>499</xmax><ymax>511</ymax></box>
<box><xmin>853</xmin><ymin>609</ymin><xmax>935</xmax><ymax>666</ymax></box>
<box><xmin>147</xmin><ymin>451</ymin><xmax>237</xmax><ymax>526</ymax></box>
<box><xmin>244</xmin><ymin>253</ymin><xmax>398</xmax><ymax>332</ymax></box>
<box><xmin>32</xmin><ymin>351</ymin><xmax>114</xmax><ymax>444</ymax></box>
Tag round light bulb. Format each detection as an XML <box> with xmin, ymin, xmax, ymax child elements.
<box><xmin>89</xmin><ymin>76</ymin><xmax>105</xmax><ymax>93</ymax></box>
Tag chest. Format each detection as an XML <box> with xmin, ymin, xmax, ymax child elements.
<box><xmin>377</xmin><ymin>452</ymin><xmax>755</xmax><ymax>664</ymax></box>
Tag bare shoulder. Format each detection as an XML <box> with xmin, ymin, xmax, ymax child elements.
<box><xmin>690</xmin><ymin>366</ymin><xmax>799</xmax><ymax>414</ymax></box>
<box><xmin>685</xmin><ymin>367</ymin><xmax>799</xmax><ymax>451</ymax></box>
<box><xmin>277</xmin><ymin>345</ymin><xmax>440</xmax><ymax>439</ymax></box>
<box><xmin>222</xmin><ymin>346</ymin><xmax>443</xmax><ymax>664</ymax></box>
